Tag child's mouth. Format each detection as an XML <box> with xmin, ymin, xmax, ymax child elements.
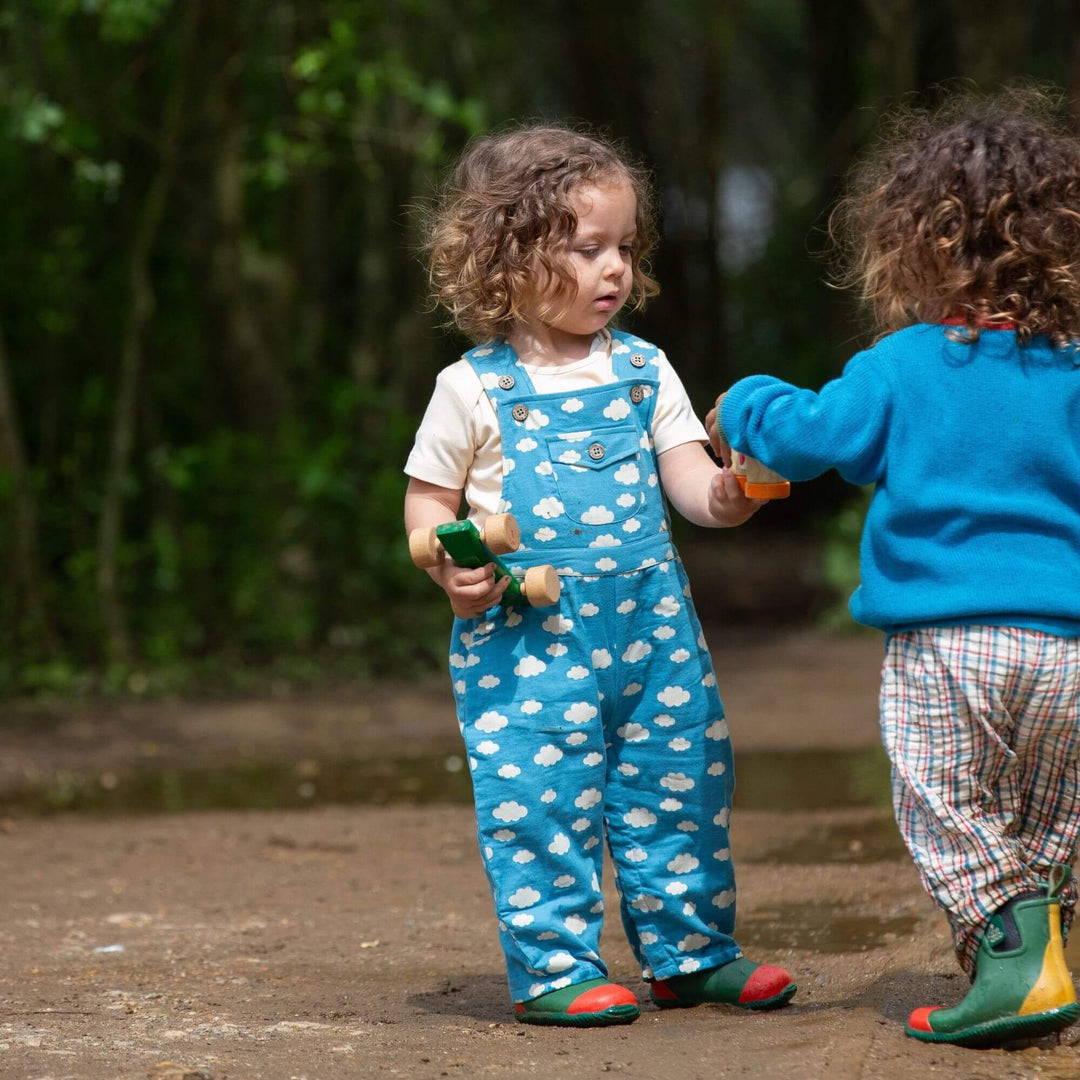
<box><xmin>594</xmin><ymin>294</ymin><xmax>620</xmax><ymax>310</ymax></box>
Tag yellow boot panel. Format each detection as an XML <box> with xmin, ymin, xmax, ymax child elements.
<box><xmin>1019</xmin><ymin>910</ymin><xmax>1077</xmax><ymax>1016</ymax></box>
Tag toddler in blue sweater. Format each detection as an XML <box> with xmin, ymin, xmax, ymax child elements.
<box><xmin>711</xmin><ymin>91</ymin><xmax>1080</xmax><ymax>1047</ymax></box>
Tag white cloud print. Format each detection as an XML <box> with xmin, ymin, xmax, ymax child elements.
<box><xmin>624</xmin><ymin>807</ymin><xmax>657</xmax><ymax>828</ymax></box>
<box><xmin>524</xmin><ymin>408</ymin><xmax>550</xmax><ymax>430</ymax></box>
<box><xmin>521</xmin><ymin>700</ymin><xmax>543</xmax><ymax>714</ymax></box>
<box><xmin>548</xmin><ymin>833</ymin><xmax>571</xmax><ymax>855</ymax></box>
<box><xmin>498</xmin><ymin>764</ymin><xmax>521</xmax><ymax>778</ymax></box>
<box><xmin>575</xmin><ymin>787</ymin><xmax>602</xmax><ymax>810</ymax></box>
<box><xmin>532</xmin><ymin>496</ymin><xmax>564</xmax><ymax>519</ymax></box>
<box><xmin>603</xmin><ymin>398</ymin><xmax>631</xmax><ymax>421</ymax></box>
<box><xmin>534</xmin><ymin>527</ymin><xmax>557</xmax><ymax>542</ymax></box>
<box><xmin>475</xmin><ymin>711</ymin><xmax>508</xmax><ymax>733</ymax></box>
<box><xmin>594</xmin><ymin>558</ymin><xmax>618</xmax><ymax>572</ymax></box>
<box><xmin>493</xmin><ymin>801</ymin><xmax>528</xmax><ymax>823</ymax></box>
<box><xmin>477</xmin><ymin>674</ymin><xmax>501</xmax><ymax>688</ymax></box>
<box><xmin>622</xmin><ymin>640</ymin><xmax>651</xmax><ymax>663</ymax></box>
<box><xmin>712</xmin><ymin>889</ymin><xmax>736</xmax><ymax>909</ymax></box>
<box><xmin>626</xmin><ymin>847</ymin><xmax>648</xmax><ymax>863</ymax></box>
<box><xmin>668</xmin><ymin>854</ymin><xmax>700</xmax><ymax>874</ymax></box>
<box><xmin>579</xmin><ymin>602</ymin><xmax>600</xmax><ymax>616</ymax></box>
<box><xmin>514</xmin><ymin>655</ymin><xmax>547</xmax><ymax>677</ymax></box>
<box><xmin>705</xmin><ymin>719</ymin><xmax>730</xmax><ymax>741</ymax></box>
<box><xmin>613</xmin><ymin>462</ymin><xmax>640</xmax><ymax>484</ymax></box>
<box><xmin>564</xmin><ymin>914</ymin><xmax>587</xmax><ymax>934</ymax></box>
<box><xmin>561</xmin><ymin>398</ymin><xmax>585</xmax><ymax>413</ymax></box>
<box><xmin>630</xmin><ymin>894</ymin><xmax>664</xmax><ymax>913</ymax></box>
<box><xmin>592</xmin><ymin>648</ymin><xmax>612</xmax><ymax>669</ymax></box>
<box><xmin>508</xmin><ymin>886</ymin><xmax>541</xmax><ymax>908</ymax></box>
<box><xmin>566</xmin><ymin>666</ymin><xmax>590</xmax><ymax>680</ymax></box>
<box><xmin>515</xmin><ymin>436</ymin><xmax>538</xmax><ymax>452</ymax></box>
<box><xmin>617</xmin><ymin>722</ymin><xmax>649</xmax><ymax>742</ymax></box>
<box><xmin>558</xmin><ymin>450</ymin><xmax>582</xmax><ymax>464</ymax></box>
<box><xmin>534</xmin><ymin>744</ymin><xmax>563</xmax><ymax>767</ymax></box>
<box><xmin>590</xmin><ymin>534</ymin><xmax>621</xmax><ymax>547</ymax></box>
<box><xmin>653</xmin><ymin>595</ymin><xmax>681</xmax><ymax>617</ymax></box>
<box><xmin>564</xmin><ymin>702</ymin><xmax>598</xmax><ymax>724</ymax></box>
<box><xmin>679</xmin><ymin>933</ymin><xmax>711</xmax><ymax>952</ymax></box>
<box><xmin>542</xmin><ymin>614</ymin><xmax>574</xmax><ymax>635</ymax></box>
<box><xmin>657</xmin><ymin>686</ymin><xmax>691</xmax><ymax>707</ymax></box>
<box><xmin>476</xmin><ymin>740</ymin><xmax>499</xmax><ymax>755</ymax></box>
<box><xmin>660</xmin><ymin>772</ymin><xmax>695</xmax><ymax>792</ymax></box>
<box><xmin>535</xmin><ymin>461</ymin><xmax>554</xmax><ymax>476</ymax></box>
<box><xmin>581</xmin><ymin>506</ymin><xmax>615</xmax><ymax>525</ymax></box>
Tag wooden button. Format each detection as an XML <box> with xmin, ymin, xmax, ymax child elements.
<box><xmin>512</xmin><ymin>404</ymin><xmax>529</xmax><ymax>422</ymax></box>
<box><xmin>498</xmin><ymin>374</ymin><xmax>516</xmax><ymax>390</ymax></box>
<box><xmin>629</xmin><ymin>385</ymin><xmax>645</xmax><ymax>404</ymax></box>
<box><xmin>587</xmin><ymin>442</ymin><xmax>605</xmax><ymax>461</ymax></box>
<box><xmin>630</xmin><ymin>353</ymin><xmax>647</xmax><ymax>368</ymax></box>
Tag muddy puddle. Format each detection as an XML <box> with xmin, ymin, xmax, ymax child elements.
<box><xmin>0</xmin><ymin>746</ymin><xmax>893</xmax><ymax>818</ymax></box>
<box><xmin>739</xmin><ymin>900</ymin><xmax>921</xmax><ymax>953</ymax></box>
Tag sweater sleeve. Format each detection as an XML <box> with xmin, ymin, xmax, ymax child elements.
<box><xmin>719</xmin><ymin>350</ymin><xmax>891</xmax><ymax>486</ymax></box>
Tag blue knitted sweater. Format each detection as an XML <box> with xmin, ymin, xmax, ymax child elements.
<box><xmin>720</xmin><ymin>324</ymin><xmax>1080</xmax><ymax>636</ymax></box>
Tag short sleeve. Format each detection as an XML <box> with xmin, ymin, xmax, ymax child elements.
<box><xmin>404</xmin><ymin>367</ymin><xmax>478</xmax><ymax>490</ymax></box>
<box><xmin>650</xmin><ymin>349</ymin><xmax>709</xmax><ymax>455</ymax></box>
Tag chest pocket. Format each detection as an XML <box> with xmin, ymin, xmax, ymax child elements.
<box><xmin>546</xmin><ymin>425</ymin><xmax>647</xmax><ymax>526</ymax></box>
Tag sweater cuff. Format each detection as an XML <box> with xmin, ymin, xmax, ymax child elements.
<box><xmin>719</xmin><ymin>375</ymin><xmax>784</xmax><ymax>451</ymax></box>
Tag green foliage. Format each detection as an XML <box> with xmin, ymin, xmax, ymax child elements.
<box><xmin>0</xmin><ymin>1</ymin><xmax>1073</xmax><ymax>697</ymax></box>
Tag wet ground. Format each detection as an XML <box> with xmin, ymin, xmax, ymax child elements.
<box><xmin>1</xmin><ymin>627</ymin><xmax>1078</xmax><ymax>1079</ymax></box>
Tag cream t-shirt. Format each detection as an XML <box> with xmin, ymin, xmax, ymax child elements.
<box><xmin>405</xmin><ymin>332</ymin><xmax>708</xmax><ymax>520</ymax></box>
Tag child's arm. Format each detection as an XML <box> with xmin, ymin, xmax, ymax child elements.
<box><xmin>404</xmin><ymin>478</ymin><xmax>510</xmax><ymax>617</ymax></box>
<box><xmin>658</xmin><ymin>441</ymin><xmax>765</xmax><ymax>528</ymax></box>
<box><xmin>713</xmin><ymin>357</ymin><xmax>890</xmax><ymax>485</ymax></box>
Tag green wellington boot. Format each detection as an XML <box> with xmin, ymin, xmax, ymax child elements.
<box><xmin>650</xmin><ymin>956</ymin><xmax>797</xmax><ymax>1011</ymax></box>
<box><xmin>906</xmin><ymin>865</ymin><xmax>1080</xmax><ymax>1047</ymax></box>
<box><xmin>514</xmin><ymin>978</ymin><xmax>640</xmax><ymax>1027</ymax></box>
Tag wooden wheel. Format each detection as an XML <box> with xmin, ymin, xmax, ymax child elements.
<box><xmin>522</xmin><ymin>564</ymin><xmax>561</xmax><ymax>607</ymax></box>
<box><xmin>408</xmin><ymin>526</ymin><xmax>443</xmax><ymax>569</ymax></box>
<box><xmin>481</xmin><ymin>512</ymin><xmax>520</xmax><ymax>555</ymax></box>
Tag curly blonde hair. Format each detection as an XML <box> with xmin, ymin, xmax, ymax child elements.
<box><xmin>831</xmin><ymin>88</ymin><xmax>1080</xmax><ymax>347</ymax></box>
<box><xmin>425</xmin><ymin>125</ymin><xmax>659</xmax><ymax>343</ymax></box>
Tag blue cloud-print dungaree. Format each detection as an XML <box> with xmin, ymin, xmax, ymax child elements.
<box><xmin>450</xmin><ymin>331</ymin><xmax>739</xmax><ymax>1003</ymax></box>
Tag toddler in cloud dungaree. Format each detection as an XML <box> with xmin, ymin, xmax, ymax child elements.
<box><xmin>403</xmin><ymin>125</ymin><xmax>796</xmax><ymax>1026</ymax></box>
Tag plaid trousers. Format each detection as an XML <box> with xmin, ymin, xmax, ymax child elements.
<box><xmin>881</xmin><ymin>625</ymin><xmax>1080</xmax><ymax>976</ymax></box>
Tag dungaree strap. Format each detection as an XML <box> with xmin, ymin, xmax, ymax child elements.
<box><xmin>608</xmin><ymin>329</ymin><xmax>661</xmax><ymax>382</ymax></box>
<box><xmin>462</xmin><ymin>339</ymin><xmax>538</xmax><ymax>408</ymax></box>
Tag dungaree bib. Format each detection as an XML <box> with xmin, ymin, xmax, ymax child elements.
<box><xmin>450</xmin><ymin>331</ymin><xmax>740</xmax><ymax>1003</ymax></box>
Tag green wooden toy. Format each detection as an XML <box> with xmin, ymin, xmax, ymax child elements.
<box><xmin>409</xmin><ymin>512</ymin><xmax>561</xmax><ymax>617</ymax></box>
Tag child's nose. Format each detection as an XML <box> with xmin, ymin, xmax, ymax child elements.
<box><xmin>604</xmin><ymin>251</ymin><xmax>626</xmax><ymax>277</ymax></box>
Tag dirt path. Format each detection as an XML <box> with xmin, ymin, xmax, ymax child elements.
<box><xmin>1</xmin><ymin>630</ymin><xmax>1078</xmax><ymax>1079</ymax></box>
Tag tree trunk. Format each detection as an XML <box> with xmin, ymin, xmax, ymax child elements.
<box><xmin>204</xmin><ymin>4</ymin><xmax>292</xmax><ymax>433</ymax></box>
<box><xmin>97</xmin><ymin>0</ymin><xmax>201</xmax><ymax>664</ymax></box>
<box><xmin>0</xmin><ymin>319</ymin><xmax>59</xmax><ymax>654</ymax></box>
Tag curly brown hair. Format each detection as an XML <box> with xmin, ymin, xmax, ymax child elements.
<box><xmin>425</xmin><ymin>125</ymin><xmax>659</xmax><ymax>343</ymax></box>
<box><xmin>831</xmin><ymin>88</ymin><xmax>1080</xmax><ymax>347</ymax></box>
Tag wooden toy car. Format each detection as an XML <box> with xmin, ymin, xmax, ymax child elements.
<box><xmin>408</xmin><ymin>513</ymin><xmax>561</xmax><ymax>618</ymax></box>
<box><xmin>730</xmin><ymin>452</ymin><xmax>790</xmax><ymax>500</ymax></box>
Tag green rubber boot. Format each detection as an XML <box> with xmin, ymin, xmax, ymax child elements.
<box><xmin>906</xmin><ymin>865</ymin><xmax>1080</xmax><ymax>1047</ymax></box>
<box><xmin>650</xmin><ymin>956</ymin><xmax>797</xmax><ymax>1011</ymax></box>
<box><xmin>514</xmin><ymin>978</ymin><xmax>640</xmax><ymax>1027</ymax></box>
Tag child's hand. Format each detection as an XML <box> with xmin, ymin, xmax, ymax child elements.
<box><xmin>433</xmin><ymin>559</ymin><xmax>511</xmax><ymax>618</ymax></box>
<box><xmin>708</xmin><ymin>466</ymin><xmax>765</xmax><ymax>526</ymax></box>
<box><xmin>704</xmin><ymin>392</ymin><xmax>731</xmax><ymax>465</ymax></box>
